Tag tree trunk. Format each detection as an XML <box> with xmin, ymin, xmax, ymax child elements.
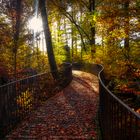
<box><xmin>124</xmin><ymin>1</ymin><xmax>130</xmax><ymax>51</ymax></box>
<box><xmin>39</xmin><ymin>0</ymin><xmax>58</xmax><ymax>79</ymax></box>
<box><xmin>64</xmin><ymin>18</ymin><xmax>68</xmax><ymax>45</ymax></box>
<box><xmin>57</xmin><ymin>19</ymin><xmax>60</xmax><ymax>55</ymax></box>
<box><xmin>124</xmin><ymin>1</ymin><xmax>131</xmax><ymax>74</ymax></box>
<box><xmin>89</xmin><ymin>0</ymin><xmax>96</xmax><ymax>58</ymax></box>
<box><xmin>71</xmin><ymin>26</ymin><xmax>74</xmax><ymax>62</ymax></box>
<box><xmin>13</xmin><ymin>0</ymin><xmax>22</xmax><ymax>79</ymax></box>
<box><xmin>71</xmin><ymin>8</ymin><xmax>74</xmax><ymax>62</ymax></box>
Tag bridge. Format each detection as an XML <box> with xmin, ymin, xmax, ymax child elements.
<box><xmin>0</xmin><ymin>63</ymin><xmax>140</xmax><ymax>140</ymax></box>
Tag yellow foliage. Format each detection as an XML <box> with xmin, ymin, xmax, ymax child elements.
<box><xmin>17</xmin><ymin>88</ymin><xmax>33</xmax><ymax>109</ymax></box>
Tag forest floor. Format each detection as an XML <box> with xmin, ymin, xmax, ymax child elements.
<box><xmin>6</xmin><ymin>71</ymin><xmax>100</xmax><ymax>140</ymax></box>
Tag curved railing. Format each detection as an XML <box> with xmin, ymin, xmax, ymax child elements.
<box><xmin>0</xmin><ymin>63</ymin><xmax>72</xmax><ymax>139</ymax></box>
<box><xmin>98</xmin><ymin>65</ymin><xmax>140</xmax><ymax>140</ymax></box>
<box><xmin>73</xmin><ymin>62</ymin><xmax>140</xmax><ymax>140</ymax></box>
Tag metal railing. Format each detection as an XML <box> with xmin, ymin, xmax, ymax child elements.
<box><xmin>8</xmin><ymin>69</ymin><xmax>37</xmax><ymax>82</ymax></box>
<box><xmin>0</xmin><ymin>63</ymin><xmax>72</xmax><ymax>139</ymax></box>
<box><xmin>98</xmin><ymin>65</ymin><xmax>140</xmax><ymax>140</ymax></box>
<box><xmin>72</xmin><ymin>62</ymin><xmax>140</xmax><ymax>140</ymax></box>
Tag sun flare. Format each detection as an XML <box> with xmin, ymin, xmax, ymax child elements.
<box><xmin>28</xmin><ymin>16</ymin><xmax>46</xmax><ymax>52</ymax></box>
<box><xmin>28</xmin><ymin>16</ymin><xmax>43</xmax><ymax>32</ymax></box>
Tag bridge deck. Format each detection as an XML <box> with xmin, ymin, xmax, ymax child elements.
<box><xmin>7</xmin><ymin>71</ymin><xmax>100</xmax><ymax>140</ymax></box>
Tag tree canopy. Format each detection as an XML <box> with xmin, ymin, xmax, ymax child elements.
<box><xmin>0</xmin><ymin>0</ymin><xmax>139</xmax><ymax>81</ymax></box>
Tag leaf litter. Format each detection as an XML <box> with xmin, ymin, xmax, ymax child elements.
<box><xmin>7</xmin><ymin>71</ymin><xmax>100</xmax><ymax>140</ymax></box>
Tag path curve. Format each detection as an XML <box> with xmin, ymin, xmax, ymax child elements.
<box><xmin>7</xmin><ymin>71</ymin><xmax>99</xmax><ymax>140</ymax></box>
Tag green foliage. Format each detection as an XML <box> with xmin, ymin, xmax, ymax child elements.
<box><xmin>0</xmin><ymin>0</ymin><xmax>139</xmax><ymax>86</ymax></box>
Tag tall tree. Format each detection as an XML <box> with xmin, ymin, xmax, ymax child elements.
<box><xmin>124</xmin><ymin>1</ymin><xmax>130</xmax><ymax>62</ymax></box>
<box><xmin>89</xmin><ymin>0</ymin><xmax>96</xmax><ymax>58</ymax></box>
<box><xmin>39</xmin><ymin>0</ymin><xmax>58</xmax><ymax>78</ymax></box>
<box><xmin>13</xmin><ymin>0</ymin><xmax>22</xmax><ymax>78</ymax></box>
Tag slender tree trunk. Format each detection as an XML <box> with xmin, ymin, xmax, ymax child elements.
<box><xmin>63</xmin><ymin>13</ymin><xmax>87</xmax><ymax>52</ymax></box>
<box><xmin>64</xmin><ymin>18</ymin><xmax>68</xmax><ymax>45</ymax></box>
<box><xmin>13</xmin><ymin>0</ymin><xmax>22</xmax><ymax>79</ymax></box>
<box><xmin>41</xmin><ymin>32</ymin><xmax>45</xmax><ymax>54</ymax></box>
<box><xmin>124</xmin><ymin>1</ymin><xmax>130</xmax><ymax>52</ymax></box>
<box><xmin>75</xmin><ymin>34</ymin><xmax>77</xmax><ymax>58</ymax></box>
<box><xmin>80</xmin><ymin>47</ymin><xmax>83</xmax><ymax>60</ymax></box>
<box><xmin>71</xmin><ymin>8</ymin><xmax>74</xmax><ymax>62</ymax></box>
<box><xmin>36</xmin><ymin>38</ymin><xmax>40</xmax><ymax>71</ymax></box>
<box><xmin>89</xmin><ymin>0</ymin><xmax>96</xmax><ymax>58</ymax></box>
<box><xmin>124</xmin><ymin>1</ymin><xmax>131</xmax><ymax>73</ymax></box>
<box><xmin>57</xmin><ymin>19</ymin><xmax>60</xmax><ymax>55</ymax></box>
<box><xmin>39</xmin><ymin>0</ymin><xmax>58</xmax><ymax>78</ymax></box>
<box><xmin>71</xmin><ymin>25</ymin><xmax>74</xmax><ymax>62</ymax></box>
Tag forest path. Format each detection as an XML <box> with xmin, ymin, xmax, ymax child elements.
<box><xmin>7</xmin><ymin>71</ymin><xmax>100</xmax><ymax>140</ymax></box>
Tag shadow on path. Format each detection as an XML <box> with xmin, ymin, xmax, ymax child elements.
<box><xmin>6</xmin><ymin>71</ymin><xmax>99</xmax><ymax>140</ymax></box>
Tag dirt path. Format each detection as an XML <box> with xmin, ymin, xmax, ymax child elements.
<box><xmin>7</xmin><ymin>71</ymin><xmax>99</xmax><ymax>140</ymax></box>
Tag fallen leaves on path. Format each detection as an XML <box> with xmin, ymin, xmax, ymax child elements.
<box><xmin>7</xmin><ymin>71</ymin><xmax>99</xmax><ymax>140</ymax></box>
